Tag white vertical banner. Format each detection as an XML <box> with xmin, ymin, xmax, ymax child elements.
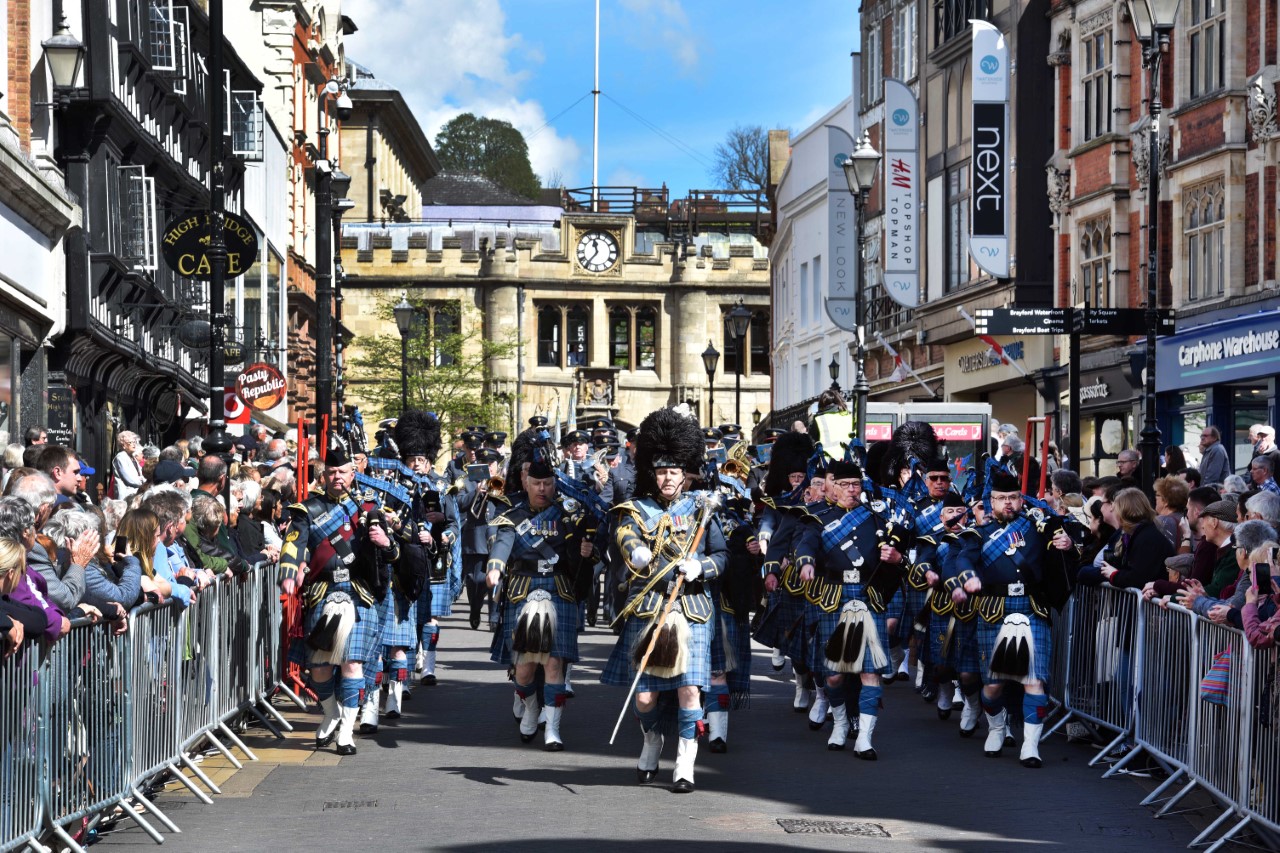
<box><xmin>883</xmin><ymin>78</ymin><xmax>919</xmax><ymax>308</ymax></box>
<box><xmin>969</xmin><ymin>20</ymin><xmax>1010</xmax><ymax>278</ymax></box>
<box><xmin>824</xmin><ymin>124</ymin><xmax>858</xmax><ymax>332</ymax></box>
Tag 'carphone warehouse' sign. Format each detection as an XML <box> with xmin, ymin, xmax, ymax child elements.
<box><xmin>1155</xmin><ymin>310</ymin><xmax>1280</xmax><ymax>392</ymax></box>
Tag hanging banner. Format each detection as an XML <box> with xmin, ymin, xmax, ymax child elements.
<box><xmin>824</xmin><ymin>124</ymin><xmax>858</xmax><ymax>332</ymax></box>
<box><xmin>883</xmin><ymin>78</ymin><xmax>919</xmax><ymax>308</ymax></box>
<box><xmin>969</xmin><ymin>20</ymin><xmax>1010</xmax><ymax>278</ymax></box>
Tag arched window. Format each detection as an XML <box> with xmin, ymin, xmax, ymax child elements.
<box><xmin>537</xmin><ymin>303</ymin><xmax>591</xmax><ymax>368</ymax></box>
<box><xmin>1185</xmin><ymin>180</ymin><xmax>1224</xmax><ymax>302</ymax></box>
<box><xmin>1079</xmin><ymin>217</ymin><xmax>1111</xmax><ymax>308</ymax></box>
<box><xmin>608</xmin><ymin>305</ymin><xmax>659</xmax><ymax>372</ymax></box>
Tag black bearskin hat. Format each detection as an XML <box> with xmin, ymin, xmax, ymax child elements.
<box><xmin>763</xmin><ymin>431</ymin><xmax>814</xmax><ymax>497</ymax></box>
<box><xmin>989</xmin><ymin>467</ymin><xmax>1022</xmax><ymax>494</ymax></box>
<box><xmin>634</xmin><ymin>408</ymin><xmax>704</xmax><ymax>499</ymax></box>
<box><xmin>865</xmin><ymin>440</ymin><xmax>890</xmax><ymax>485</ymax></box>
<box><xmin>504</xmin><ymin>427</ymin><xmax>543</xmax><ymax>497</ymax></box>
<box><xmin>885</xmin><ymin>421</ymin><xmax>939</xmax><ymax>485</ymax></box>
<box><xmin>394</xmin><ymin>411</ymin><xmax>442</xmax><ymax>462</ymax></box>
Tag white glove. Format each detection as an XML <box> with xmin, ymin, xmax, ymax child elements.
<box><xmin>678</xmin><ymin>558</ymin><xmax>703</xmax><ymax>581</ymax></box>
<box><xmin>757</xmin><ymin>534</ymin><xmax>770</xmax><ymax>556</ymax></box>
<box><xmin>629</xmin><ymin>545</ymin><xmax>652</xmax><ymax>569</ymax></box>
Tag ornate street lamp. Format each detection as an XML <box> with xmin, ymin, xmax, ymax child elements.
<box><xmin>394</xmin><ymin>294</ymin><xmax>415</xmax><ymax>412</ymax></box>
<box><xmin>841</xmin><ymin>132</ymin><xmax>882</xmax><ymax>445</ymax></box>
<box><xmin>728</xmin><ymin>300</ymin><xmax>752</xmax><ymax>426</ymax></box>
<box><xmin>701</xmin><ymin>341</ymin><xmax>720</xmax><ymax>425</ymax></box>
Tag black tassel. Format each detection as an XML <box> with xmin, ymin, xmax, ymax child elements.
<box><xmin>537</xmin><ymin>614</ymin><xmax>553</xmax><ymax>654</ymax></box>
<box><xmin>1011</xmin><ymin>637</ymin><xmax>1030</xmax><ymax>678</ymax></box>
<box><xmin>512</xmin><ymin>613</ymin><xmax>529</xmax><ymax>653</ymax></box>
<box><xmin>525</xmin><ymin>612</ymin><xmax>543</xmax><ymax>654</ymax></box>
<box><xmin>844</xmin><ymin>621</ymin><xmax>865</xmax><ymax>664</ymax></box>
<box><xmin>649</xmin><ymin>624</ymin><xmax>680</xmax><ymax>670</ymax></box>
<box><xmin>633</xmin><ymin>624</ymin><xmax>656</xmax><ymax>668</ymax></box>
<box><xmin>824</xmin><ymin>621</ymin><xmax>849</xmax><ymax>663</ymax></box>
<box><xmin>990</xmin><ymin>636</ymin><xmax>1011</xmax><ymax>674</ymax></box>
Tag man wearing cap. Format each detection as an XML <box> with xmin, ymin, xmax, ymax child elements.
<box><xmin>74</xmin><ymin>457</ymin><xmax>97</xmax><ymax>508</ymax></box>
<box><xmin>484</xmin><ymin>430</ymin><xmax>508</xmax><ymax>454</ymax></box>
<box><xmin>458</xmin><ymin>447</ymin><xmax>508</xmax><ymax>630</ymax></box>
<box><xmin>561</xmin><ymin>429</ymin><xmax>609</xmax><ymax>499</ymax></box>
<box><xmin>793</xmin><ymin>459</ymin><xmax>907</xmax><ymax>758</ymax></box>
<box><xmin>280</xmin><ymin>445</ymin><xmax>396</xmax><ymax>755</ymax></box>
<box><xmin>486</xmin><ymin>451</ymin><xmax>594</xmax><ymax>750</ymax></box>
<box><xmin>446</xmin><ymin>430</ymin><xmax>485</xmax><ymax>482</ymax></box>
<box><xmin>952</xmin><ymin>468</ymin><xmax>1078</xmax><ymax>768</ymax></box>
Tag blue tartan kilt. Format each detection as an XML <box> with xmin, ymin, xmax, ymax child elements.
<box><xmin>304</xmin><ymin>584</ymin><xmax>381</xmax><ymax>665</ymax></box>
<box><xmin>763</xmin><ymin>590</ymin><xmax>810</xmax><ymax>664</ymax></box>
<box><xmin>709</xmin><ymin>605</ymin><xmax>751</xmax><ymax>676</ymax></box>
<box><xmin>600</xmin><ymin>608</ymin><xmax>712</xmax><ymax>693</ymax></box>
<box><xmin>812</xmin><ymin>583</ymin><xmax>893</xmax><ymax>679</ymax></box>
<box><xmin>897</xmin><ymin>586</ymin><xmax>930</xmax><ymax>641</ymax></box>
<box><xmin>427</xmin><ymin>579</ymin><xmax>453</xmax><ymax>618</ymax></box>
<box><xmin>377</xmin><ymin>587</ymin><xmax>417</xmax><ymax>649</ymax></box>
<box><xmin>974</xmin><ymin>596</ymin><xmax>1053</xmax><ymax>686</ymax></box>
<box><xmin>489</xmin><ymin>575</ymin><xmax>579</xmax><ymax>666</ymax></box>
<box><xmin>927</xmin><ymin>614</ymin><xmax>980</xmax><ymax>674</ymax></box>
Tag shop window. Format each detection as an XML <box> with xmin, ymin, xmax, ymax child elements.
<box><xmin>608</xmin><ymin>305</ymin><xmax>658</xmax><ymax>372</ymax></box>
<box><xmin>537</xmin><ymin>303</ymin><xmax>590</xmax><ymax>369</ymax></box>
<box><xmin>1079</xmin><ymin>218</ymin><xmax>1111</xmax><ymax>308</ymax></box>
<box><xmin>1187</xmin><ymin>0</ymin><xmax>1225</xmax><ymax>99</ymax></box>
<box><xmin>722</xmin><ymin>307</ymin><xmax>771</xmax><ymax>378</ymax></box>
<box><xmin>893</xmin><ymin>2</ymin><xmax>918</xmax><ymax>81</ymax></box>
<box><xmin>934</xmin><ymin>0</ymin><xmax>992</xmax><ymax>48</ymax></box>
<box><xmin>863</xmin><ymin>23</ymin><xmax>882</xmax><ymax>106</ymax></box>
<box><xmin>1185</xmin><ymin>180</ymin><xmax>1225</xmax><ymax>302</ymax></box>
<box><xmin>945</xmin><ymin>164</ymin><xmax>972</xmax><ymax>292</ymax></box>
<box><xmin>1081</xmin><ymin>27</ymin><xmax>1112</xmax><ymax>142</ymax></box>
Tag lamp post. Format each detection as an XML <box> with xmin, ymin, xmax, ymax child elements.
<box><xmin>1127</xmin><ymin>0</ymin><xmax>1180</xmax><ymax>495</ymax></box>
<box><xmin>394</xmin><ymin>294</ymin><xmax>415</xmax><ymax>412</ymax></box>
<box><xmin>202</xmin><ymin>0</ymin><xmax>234</xmax><ymax>471</ymax></box>
<box><xmin>701</xmin><ymin>341</ymin><xmax>720</xmax><ymax>425</ymax></box>
<box><xmin>41</xmin><ymin>13</ymin><xmax>84</xmax><ymax>105</ymax></box>
<box><xmin>728</xmin><ymin>299</ymin><xmax>752</xmax><ymax>427</ymax></box>
<box><xmin>828</xmin><ymin>353</ymin><xmax>841</xmax><ymax>391</ymax></box>
<box><xmin>841</xmin><ymin>132</ymin><xmax>883</xmax><ymax>445</ymax></box>
<box><xmin>331</xmin><ymin>168</ymin><xmax>353</xmax><ymax>428</ymax></box>
<box><xmin>752</xmin><ymin>407</ymin><xmax>762</xmax><ymax>427</ymax></box>
<box><xmin>313</xmin><ymin>80</ymin><xmax>352</xmax><ymax>445</ymax></box>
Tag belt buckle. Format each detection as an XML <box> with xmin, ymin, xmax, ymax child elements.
<box><xmin>536</xmin><ymin>559</ymin><xmax>555</xmax><ymax>574</ymax></box>
<box><xmin>332</xmin><ymin>568</ymin><xmax>351</xmax><ymax>584</ymax></box>
<box><xmin>843</xmin><ymin>569</ymin><xmax>861</xmax><ymax>584</ymax></box>
<box><xmin>1008</xmin><ymin>582</ymin><xmax>1025</xmax><ymax>596</ymax></box>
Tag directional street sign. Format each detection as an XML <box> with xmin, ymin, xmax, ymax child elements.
<box><xmin>974</xmin><ymin>307</ymin><xmax>1175</xmax><ymax>337</ymax></box>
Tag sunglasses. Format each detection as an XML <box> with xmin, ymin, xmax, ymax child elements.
<box><xmin>926</xmin><ymin>474</ymin><xmax>951</xmax><ymax>482</ymax></box>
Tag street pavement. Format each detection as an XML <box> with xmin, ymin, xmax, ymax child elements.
<box><xmin>97</xmin><ymin>612</ymin><xmax>1203</xmax><ymax>852</ymax></box>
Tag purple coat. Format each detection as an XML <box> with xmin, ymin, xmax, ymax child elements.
<box><xmin>12</xmin><ymin>568</ymin><xmax>65</xmax><ymax>642</ymax></box>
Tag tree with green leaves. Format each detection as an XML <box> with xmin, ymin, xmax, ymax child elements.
<box><xmin>349</xmin><ymin>296</ymin><xmax>517</xmax><ymax>441</ymax></box>
<box><xmin>434</xmin><ymin>113</ymin><xmax>542</xmax><ymax>199</ymax></box>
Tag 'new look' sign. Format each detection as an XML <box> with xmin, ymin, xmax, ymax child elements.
<box><xmin>969</xmin><ymin>20</ymin><xmax>1009</xmax><ymax>279</ymax></box>
<box><xmin>882</xmin><ymin>79</ymin><xmax>919</xmax><ymax>309</ymax></box>
<box><xmin>824</xmin><ymin>124</ymin><xmax>859</xmax><ymax>332</ymax></box>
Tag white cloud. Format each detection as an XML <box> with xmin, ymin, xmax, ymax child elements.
<box><xmin>341</xmin><ymin>0</ymin><xmax>582</xmax><ymax>184</ymax></box>
<box><xmin>617</xmin><ymin>0</ymin><xmax>699</xmax><ymax>75</ymax></box>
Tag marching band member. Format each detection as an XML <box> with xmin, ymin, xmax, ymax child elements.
<box><xmin>601</xmin><ymin>408</ymin><xmax>728</xmax><ymax>793</ymax></box>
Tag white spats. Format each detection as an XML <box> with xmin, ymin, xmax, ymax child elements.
<box><xmin>827</xmin><ymin>704</ymin><xmax>850</xmax><ymax>750</ymax></box>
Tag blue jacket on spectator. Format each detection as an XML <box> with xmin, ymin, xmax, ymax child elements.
<box><xmin>153</xmin><ymin>541</ymin><xmax>192</xmax><ymax>607</ymax></box>
<box><xmin>81</xmin><ymin>555</ymin><xmax>143</xmax><ymax>613</ymax></box>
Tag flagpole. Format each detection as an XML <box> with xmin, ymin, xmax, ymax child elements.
<box><xmin>957</xmin><ymin>307</ymin><xmax>1030</xmax><ymax>378</ymax></box>
<box><xmin>873</xmin><ymin>331</ymin><xmax>937</xmax><ymax>398</ymax></box>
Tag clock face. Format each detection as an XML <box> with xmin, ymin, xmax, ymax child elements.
<box><xmin>575</xmin><ymin>230</ymin><xmax>619</xmax><ymax>273</ymax></box>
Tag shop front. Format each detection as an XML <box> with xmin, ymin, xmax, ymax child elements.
<box><xmin>1155</xmin><ymin>308</ymin><xmax>1280</xmax><ymax>474</ymax></box>
<box><xmin>1066</xmin><ymin>363</ymin><xmax>1140</xmax><ymax>478</ymax></box>
<box><xmin>942</xmin><ymin>334</ymin><xmax>1052</xmax><ymax>449</ymax></box>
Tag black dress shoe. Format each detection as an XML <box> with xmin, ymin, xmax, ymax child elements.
<box><xmin>1021</xmin><ymin>756</ymin><xmax>1042</xmax><ymax>769</ymax></box>
<box><xmin>469</xmin><ymin>612</ymin><xmax>481</xmax><ymax>630</ymax></box>
<box><xmin>959</xmin><ymin>726</ymin><xmax>977</xmax><ymax>738</ymax></box>
<box><xmin>544</xmin><ymin>741</ymin><xmax>564</xmax><ymax>752</ymax></box>
<box><xmin>637</xmin><ymin>768</ymin><xmax>658</xmax><ymax>784</ymax></box>
<box><xmin>937</xmin><ymin>708</ymin><xmax>952</xmax><ymax>720</ymax></box>
<box><xmin>827</xmin><ymin>741</ymin><xmax>845</xmax><ymax>751</ymax></box>
<box><xmin>921</xmin><ymin>687</ymin><xmax>938</xmax><ymax>703</ymax></box>
<box><xmin>520</xmin><ymin>732</ymin><xmax>536</xmax><ymax>743</ymax></box>
<box><xmin>709</xmin><ymin>738</ymin><xmax>727</xmax><ymax>754</ymax></box>
<box><xmin>808</xmin><ymin>720</ymin><xmax>824</xmax><ymax>730</ymax></box>
<box><xmin>385</xmin><ymin>710</ymin><xmax>401</xmax><ymax>720</ymax></box>
<box><xmin>315</xmin><ymin>732</ymin><xmax>335</xmax><ymax>749</ymax></box>
<box><xmin>856</xmin><ymin>748</ymin><xmax>878</xmax><ymax>761</ymax></box>
<box><xmin>1004</xmin><ymin>734</ymin><xmax>1016</xmax><ymax>748</ymax></box>
<box><xmin>672</xmin><ymin>778</ymin><xmax>694</xmax><ymax>793</ymax></box>
<box><xmin>359</xmin><ymin>723</ymin><xmax>378</xmax><ymax>735</ymax></box>
<box><xmin>984</xmin><ymin>746</ymin><xmax>1002</xmax><ymax>758</ymax></box>
<box><xmin>336</xmin><ymin>743</ymin><xmax>357</xmax><ymax>756</ymax></box>
<box><xmin>421</xmin><ymin>674</ymin><xmax>437</xmax><ymax>686</ymax></box>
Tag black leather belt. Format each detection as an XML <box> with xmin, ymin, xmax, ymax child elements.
<box><xmin>983</xmin><ymin>582</ymin><xmax>1028</xmax><ymax>597</ymax></box>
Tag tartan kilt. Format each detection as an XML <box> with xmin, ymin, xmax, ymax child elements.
<box><xmin>488</xmin><ymin>575</ymin><xmax>579</xmax><ymax>666</ymax></box>
<box><xmin>377</xmin><ymin>587</ymin><xmax>417</xmax><ymax>649</ymax></box>
<box><xmin>600</xmin><ymin>606</ymin><xmax>712</xmax><ymax>693</ymax></box>
<box><xmin>427</xmin><ymin>579</ymin><xmax>454</xmax><ymax>618</ymax></box>
<box><xmin>927</xmin><ymin>614</ymin><xmax>980</xmax><ymax>674</ymax></box>
<box><xmin>758</xmin><ymin>590</ymin><xmax>811</xmax><ymax>664</ymax></box>
<box><xmin>713</xmin><ymin>611</ymin><xmax>753</xmax><ymax>705</ymax></box>
<box><xmin>303</xmin><ymin>585</ymin><xmax>381</xmax><ymax>665</ymax></box>
<box><xmin>974</xmin><ymin>596</ymin><xmax>1053</xmax><ymax>686</ymax></box>
<box><xmin>897</xmin><ymin>586</ymin><xmax>930</xmax><ymax>641</ymax></box>
<box><xmin>812</xmin><ymin>583</ymin><xmax>893</xmax><ymax>679</ymax></box>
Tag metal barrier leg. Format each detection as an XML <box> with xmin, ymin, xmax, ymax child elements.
<box><xmin>1102</xmin><ymin>743</ymin><xmax>1146</xmax><ymax>778</ymax></box>
<box><xmin>177</xmin><ymin>754</ymin><xmax>223</xmax><ymax>797</ymax></box>
<box><xmin>1140</xmin><ymin>766</ymin><xmax>1187</xmax><ymax>807</ymax></box>
<box><xmin>131</xmin><ymin>784</ymin><xmax>181</xmax><ymax>835</ymax></box>
<box><xmin>164</xmin><ymin>760</ymin><xmax>215</xmax><ymax>804</ymax></box>
<box><xmin>203</xmin><ymin>728</ymin><xmax>245</xmax><ymax>769</ymax></box>
<box><xmin>1191</xmin><ymin>809</ymin><xmax>1246</xmax><ymax>850</ymax></box>
<box><xmin>1044</xmin><ymin>708</ymin><xmax>1074</xmax><ymax>738</ymax></box>
<box><xmin>121</xmin><ymin>801</ymin><xmax>169</xmax><ymax>844</ymax></box>
<box><xmin>48</xmin><ymin>821</ymin><xmax>91</xmax><ymax>853</ymax></box>
<box><xmin>273</xmin><ymin>683</ymin><xmax>308</xmax><ymax>710</ymax></box>
<box><xmin>1156</xmin><ymin>778</ymin><xmax>1200</xmax><ymax>817</ymax></box>
<box><xmin>256</xmin><ymin>697</ymin><xmax>294</xmax><ymax>732</ymax></box>
<box><xmin>242</xmin><ymin>704</ymin><xmax>285</xmax><ymax>739</ymax></box>
<box><xmin>1198</xmin><ymin>809</ymin><xmax>1249</xmax><ymax>850</ymax></box>
<box><xmin>1087</xmin><ymin>728</ymin><xmax>1130</xmax><ymax>767</ymax></box>
<box><xmin>216</xmin><ymin>721</ymin><xmax>260</xmax><ymax>761</ymax></box>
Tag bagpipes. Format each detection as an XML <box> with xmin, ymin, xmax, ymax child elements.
<box><xmin>530</xmin><ymin>424</ymin><xmax>610</xmax><ymax>524</ymax></box>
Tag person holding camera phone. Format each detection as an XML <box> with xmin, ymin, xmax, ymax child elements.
<box><xmin>458</xmin><ymin>448</ymin><xmax>507</xmax><ymax>631</ymax></box>
<box><xmin>1242</xmin><ymin>547</ymin><xmax>1280</xmax><ymax>648</ymax></box>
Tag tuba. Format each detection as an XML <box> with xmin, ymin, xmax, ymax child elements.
<box><xmin>721</xmin><ymin>441</ymin><xmax>753</xmax><ymax>483</ymax></box>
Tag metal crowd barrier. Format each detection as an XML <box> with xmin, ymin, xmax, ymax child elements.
<box><xmin>0</xmin><ymin>562</ymin><xmax>294</xmax><ymax>853</ymax></box>
<box><xmin>1051</xmin><ymin>584</ymin><xmax>1280</xmax><ymax>851</ymax></box>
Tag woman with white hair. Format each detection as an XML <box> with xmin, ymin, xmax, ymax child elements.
<box><xmin>112</xmin><ymin>431</ymin><xmax>145</xmax><ymax>500</ymax></box>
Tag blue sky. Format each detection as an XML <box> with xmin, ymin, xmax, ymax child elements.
<box><xmin>342</xmin><ymin>0</ymin><xmax>860</xmax><ymax>200</ymax></box>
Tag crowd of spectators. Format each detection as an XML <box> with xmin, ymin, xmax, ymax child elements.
<box><xmin>0</xmin><ymin>424</ymin><xmax>301</xmax><ymax>658</ymax></box>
